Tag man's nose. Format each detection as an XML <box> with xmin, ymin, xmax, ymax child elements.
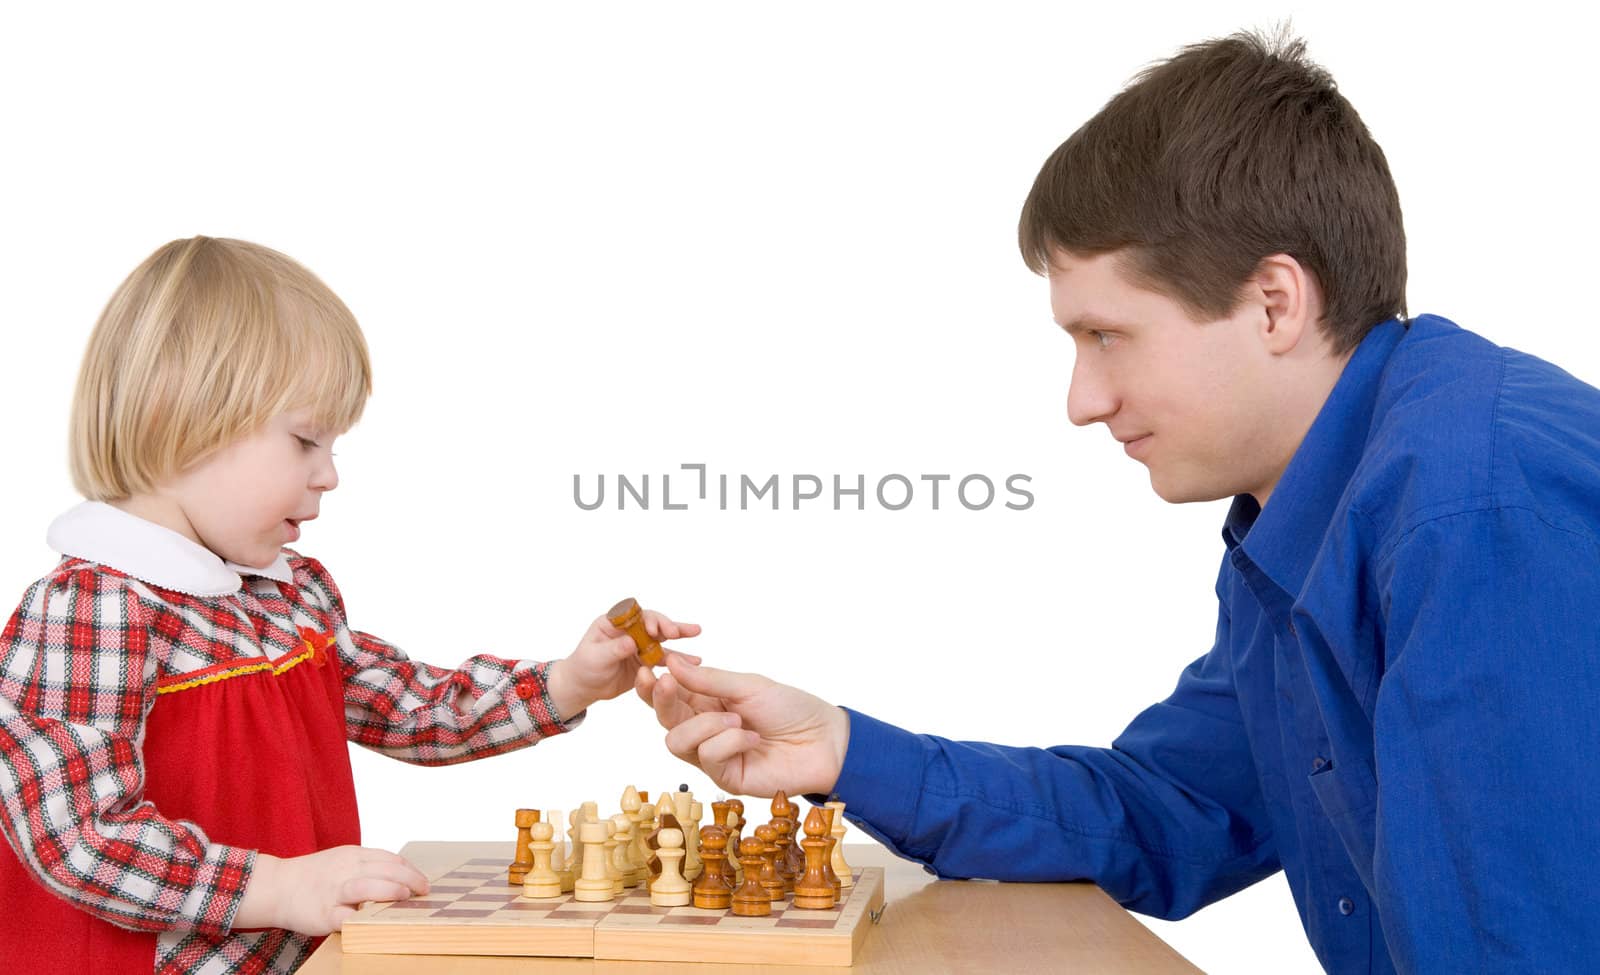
<box><xmin>1066</xmin><ymin>360</ymin><xmax>1117</xmax><ymax>427</ymax></box>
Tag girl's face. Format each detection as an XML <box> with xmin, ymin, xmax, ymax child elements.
<box><xmin>166</xmin><ymin>409</ymin><xmax>340</xmax><ymax>568</ymax></box>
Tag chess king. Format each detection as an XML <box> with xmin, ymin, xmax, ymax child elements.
<box><xmin>637</xmin><ymin>27</ymin><xmax>1600</xmax><ymax>975</ymax></box>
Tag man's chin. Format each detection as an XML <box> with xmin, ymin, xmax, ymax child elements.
<box><xmin>1149</xmin><ymin>471</ymin><xmax>1232</xmax><ymax>505</ymax></box>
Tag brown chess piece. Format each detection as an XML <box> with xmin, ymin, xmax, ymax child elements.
<box><xmin>771</xmin><ymin>816</ymin><xmax>798</xmax><ymax>893</ymax></box>
<box><xmin>818</xmin><ymin>805</ymin><xmax>842</xmax><ymax>895</ymax></box>
<box><xmin>509</xmin><ymin>808</ymin><xmax>540</xmax><ymax>885</ymax></box>
<box><xmin>608</xmin><ymin>597</ymin><xmax>663</xmax><ymax>665</ymax></box>
<box><xmin>771</xmin><ymin>792</ymin><xmax>805</xmax><ymax>880</ymax></box>
<box><xmin>754</xmin><ymin>823</ymin><xmax>784</xmax><ymax>902</ymax></box>
<box><xmin>792</xmin><ymin>806</ymin><xmax>838</xmax><ymax>909</ymax></box>
<box><xmin>731</xmin><ymin>837</ymin><xmax>771</xmax><ymax>917</ymax></box>
<box><xmin>692</xmin><ymin>825</ymin><xmax>734</xmax><ymax>909</ymax></box>
<box><xmin>725</xmin><ymin>799</ymin><xmax>746</xmax><ymax>883</ymax></box>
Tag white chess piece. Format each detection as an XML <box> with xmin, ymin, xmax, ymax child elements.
<box><xmin>649</xmin><ymin>827</ymin><xmax>692</xmax><ymax>907</ymax></box>
<box><xmin>522</xmin><ymin>821</ymin><xmax>563</xmax><ymax>899</ymax></box>
<box><xmin>573</xmin><ymin>820</ymin><xmax>614</xmax><ymax>902</ymax></box>
<box><xmin>826</xmin><ymin>800</ymin><xmax>854</xmax><ymax>888</ymax></box>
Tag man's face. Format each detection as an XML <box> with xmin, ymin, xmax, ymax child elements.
<box><xmin>1050</xmin><ymin>248</ymin><xmax>1284</xmax><ymax>504</ymax></box>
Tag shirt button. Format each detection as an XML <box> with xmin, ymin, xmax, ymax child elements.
<box><xmin>515</xmin><ymin>676</ymin><xmax>539</xmax><ymax>700</ymax></box>
<box><xmin>1312</xmin><ymin>756</ymin><xmax>1327</xmax><ymax>771</ymax></box>
<box><xmin>1338</xmin><ymin>897</ymin><xmax>1355</xmax><ymax>916</ymax></box>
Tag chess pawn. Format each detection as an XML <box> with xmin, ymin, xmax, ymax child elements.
<box><xmin>574</xmin><ymin>821</ymin><xmax>615</xmax><ymax>903</ymax></box>
<box><xmin>730</xmin><ymin>836</ymin><xmax>772</xmax><ymax>917</ymax></box>
<box><xmin>692</xmin><ymin>825</ymin><xmax>734</xmax><ymax>909</ymax></box>
<box><xmin>771</xmin><ymin>791</ymin><xmax>805</xmax><ymax>881</ymax></box>
<box><xmin>509</xmin><ymin>808</ymin><xmax>539</xmax><ymax>886</ymax></box>
<box><xmin>791</xmin><ymin>807</ymin><xmax>837</xmax><ymax>909</ymax></box>
<box><xmin>610</xmin><ymin>814</ymin><xmax>637</xmax><ymax>889</ymax></box>
<box><xmin>816</xmin><ymin>805</ymin><xmax>841</xmax><ymax>895</ymax></box>
<box><xmin>771</xmin><ymin>817</ymin><xmax>797</xmax><ymax>893</ymax></box>
<box><xmin>603</xmin><ymin>817</ymin><xmax>624</xmax><ymax>895</ymax></box>
<box><xmin>826</xmin><ymin>800</ymin><xmax>854</xmax><ymax>888</ymax></box>
<box><xmin>649</xmin><ymin>828</ymin><xmax>692</xmax><ymax>907</ymax></box>
<box><xmin>522</xmin><ymin>822</ymin><xmax>563</xmax><ymax>899</ymax></box>
<box><xmin>754</xmin><ymin>824</ymin><xmax>784</xmax><ymax>902</ymax></box>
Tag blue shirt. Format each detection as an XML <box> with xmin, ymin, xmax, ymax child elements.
<box><xmin>827</xmin><ymin>316</ymin><xmax>1600</xmax><ymax>974</ymax></box>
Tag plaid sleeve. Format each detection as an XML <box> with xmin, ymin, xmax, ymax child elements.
<box><xmin>296</xmin><ymin>558</ymin><xmax>583</xmax><ymax>766</ymax></box>
<box><xmin>0</xmin><ymin>564</ymin><xmax>254</xmax><ymax>935</ymax></box>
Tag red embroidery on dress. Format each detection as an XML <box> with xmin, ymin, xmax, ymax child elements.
<box><xmin>297</xmin><ymin>626</ymin><xmax>334</xmax><ymax>668</ymax></box>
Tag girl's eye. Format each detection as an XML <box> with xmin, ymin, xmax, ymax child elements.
<box><xmin>295</xmin><ymin>436</ymin><xmax>321</xmax><ymax>450</ymax></box>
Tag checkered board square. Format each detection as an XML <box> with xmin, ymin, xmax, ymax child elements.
<box><xmin>342</xmin><ymin>855</ymin><xmax>886</xmax><ymax>966</ymax></box>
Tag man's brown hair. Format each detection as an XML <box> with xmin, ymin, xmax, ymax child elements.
<box><xmin>1019</xmin><ymin>29</ymin><xmax>1407</xmax><ymax>354</ymax></box>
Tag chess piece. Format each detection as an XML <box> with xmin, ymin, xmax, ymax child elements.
<box><xmin>755</xmin><ymin>824</ymin><xmax>784</xmax><ymax>902</ymax></box>
<box><xmin>546</xmin><ymin>809</ymin><xmax>573</xmax><ymax>893</ymax></box>
<box><xmin>731</xmin><ymin>836</ymin><xmax>772</xmax><ymax>917</ymax></box>
<box><xmin>623</xmin><ymin>788</ymin><xmax>650</xmax><ymax>886</ymax></box>
<box><xmin>771</xmin><ymin>816</ymin><xmax>797</xmax><ymax>893</ymax></box>
<box><xmin>611</xmin><ymin>814</ymin><xmax>637</xmax><ymax>889</ymax></box>
<box><xmin>772</xmin><ymin>792</ymin><xmax>806</xmax><ymax>880</ymax></box>
<box><xmin>725</xmin><ymin>799</ymin><xmax>746</xmax><ymax>884</ymax></box>
<box><xmin>817</xmin><ymin>805</ymin><xmax>841</xmax><ymax>895</ymax></box>
<box><xmin>826</xmin><ymin>800</ymin><xmax>854</xmax><ymax>888</ymax></box>
<box><xmin>522</xmin><ymin>822</ymin><xmax>563</xmax><ymax>899</ymax></box>
<box><xmin>693</xmin><ymin>825</ymin><xmax>734</xmax><ymax>909</ymax></box>
<box><xmin>673</xmin><ymin>786</ymin><xmax>702</xmax><ymax>881</ymax></box>
<box><xmin>649</xmin><ymin>828</ymin><xmax>692</xmax><ymax>907</ymax></box>
<box><xmin>685</xmin><ymin>798</ymin><xmax>704</xmax><ymax>881</ymax></box>
<box><xmin>574</xmin><ymin>820</ymin><xmax>615</xmax><ymax>902</ymax></box>
<box><xmin>509</xmin><ymin>808</ymin><xmax>539</xmax><ymax>885</ymax></box>
<box><xmin>608</xmin><ymin>597</ymin><xmax>663</xmax><ymax>665</ymax></box>
<box><xmin>792</xmin><ymin>807</ymin><xmax>837</xmax><ymax>909</ymax></box>
<box><xmin>645</xmin><ymin>808</ymin><xmax>682</xmax><ymax>892</ymax></box>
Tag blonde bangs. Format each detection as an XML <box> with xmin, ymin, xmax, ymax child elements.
<box><xmin>69</xmin><ymin>237</ymin><xmax>372</xmax><ymax>500</ymax></box>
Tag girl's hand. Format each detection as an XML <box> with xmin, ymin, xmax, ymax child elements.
<box><xmin>545</xmin><ymin>609</ymin><xmax>701</xmax><ymax>719</ymax></box>
<box><xmin>234</xmin><ymin>846</ymin><xmax>429</xmax><ymax>935</ymax></box>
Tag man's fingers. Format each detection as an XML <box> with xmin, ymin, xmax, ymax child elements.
<box><xmin>695</xmin><ymin>726</ymin><xmax>761</xmax><ymax>769</ymax></box>
<box><xmin>664</xmin><ymin>711</ymin><xmax>743</xmax><ymax>763</ymax></box>
<box><xmin>664</xmin><ymin>656</ymin><xmax>761</xmax><ymax>702</ymax></box>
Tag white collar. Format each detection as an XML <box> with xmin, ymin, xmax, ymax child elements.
<box><xmin>46</xmin><ymin>501</ymin><xmax>293</xmax><ymax>597</ymax></box>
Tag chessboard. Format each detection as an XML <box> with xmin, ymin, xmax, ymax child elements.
<box><xmin>342</xmin><ymin>852</ymin><xmax>886</xmax><ymax>966</ymax></box>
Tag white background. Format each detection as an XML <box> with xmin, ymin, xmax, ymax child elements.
<box><xmin>3</xmin><ymin>3</ymin><xmax>1597</xmax><ymax>972</ymax></box>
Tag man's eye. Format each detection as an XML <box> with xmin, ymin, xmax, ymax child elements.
<box><xmin>1088</xmin><ymin>330</ymin><xmax>1114</xmax><ymax>349</ymax></box>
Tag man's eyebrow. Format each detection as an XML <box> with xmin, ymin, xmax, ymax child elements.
<box><xmin>1054</xmin><ymin>314</ymin><xmax>1128</xmax><ymax>336</ymax></box>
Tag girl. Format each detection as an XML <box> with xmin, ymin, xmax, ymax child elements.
<box><xmin>0</xmin><ymin>237</ymin><xmax>699</xmax><ymax>973</ymax></box>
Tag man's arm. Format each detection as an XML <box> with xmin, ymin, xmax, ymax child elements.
<box><xmin>646</xmin><ymin>598</ymin><xmax>1280</xmax><ymax>920</ymax></box>
<box><xmin>1374</xmin><ymin>507</ymin><xmax>1600</xmax><ymax>972</ymax></box>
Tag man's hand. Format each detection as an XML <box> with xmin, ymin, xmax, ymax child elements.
<box><xmin>234</xmin><ymin>846</ymin><xmax>430</xmax><ymax>935</ymax></box>
<box><xmin>546</xmin><ymin>609</ymin><xmax>701</xmax><ymax>719</ymax></box>
<box><xmin>635</xmin><ymin>656</ymin><xmax>850</xmax><ymax>798</ymax></box>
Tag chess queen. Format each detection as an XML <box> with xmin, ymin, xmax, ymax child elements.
<box><xmin>0</xmin><ymin>237</ymin><xmax>701</xmax><ymax>974</ymax></box>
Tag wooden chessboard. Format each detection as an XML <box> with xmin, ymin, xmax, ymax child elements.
<box><xmin>341</xmin><ymin>854</ymin><xmax>886</xmax><ymax>966</ymax></box>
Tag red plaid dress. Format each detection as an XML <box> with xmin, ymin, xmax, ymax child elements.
<box><xmin>0</xmin><ymin>503</ymin><xmax>580</xmax><ymax>973</ymax></box>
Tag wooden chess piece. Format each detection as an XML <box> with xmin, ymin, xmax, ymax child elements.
<box><xmin>826</xmin><ymin>800</ymin><xmax>854</xmax><ymax>888</ymax></box>
<box><xmin>772</xmin><ymin>792</ymin><xmax>806</xmax><ymax>880</ymax></box>
<box><xmin>645</xmin><ymin>810</ymin><xmax>682</xmax><ymax>892</ymax></box>
<box><xmin>792</xmin><ymin>806</ymin><xmax>838</xmax><ymax>909</ymax></box>
<box><xmin>649</xmin><ymin>828</ymin><xmax>692</xmax><ymax>907</ymax></box>
<box><xmin>608</xmin><ymin>597</ymin><xmax>663</xmax><ymax>665</ymax></box>
<box><xmin>522</xmin><ymin>822</ymin><xmax>563</xmax><ymax>899</ymax></box>
<box><xmin>574</xmin><ymin>820</ymin><xmax>615</xmax><ymax>903</ymax></box>
<box><xmin>730</xmin><ymin>836</ymin><xmax>772</xmax><ymax>917</ymax></box>
<box><xmin>610</xmin><ymin>814</ymin><xmax>637</xmax><ymax>889</ymax></box>
<box><xmin>693</xmin><ymin>825</ymin><xmax>734</xmax><ymax>909</ymax></box>
<box><xmin>771</xmin><ymin>816</ymin><xmax>797</xmax><ymax>893</ymax></box>
<box><xmin>725</xmin><ymin>799</ymin><xmax>746</xmax><ymax>883</ymax></box>
<box><xmin>673</xmin><ymin>787</ymin><xmax>703</xmax><ymax>881</ymax></box>
<box><xmin>755</xmin><ymin>823</ymin><xmax>784</xmax><ymax>902</ymax></box>
<box><xmin>815</xmin><ymin>805</ymin><xmax>841</xmax><ymax>895</ymax></box>
<box><xmin>509</xmin><ymin>808</ymin><xmax>539</xmax><ymax>885</ymax></box>
<box><xmin>546</xmin><ymin>809</ymin><xmax>574</xmax><ymax>893</ymax></box>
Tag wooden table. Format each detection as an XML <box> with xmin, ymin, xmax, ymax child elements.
<box><xmin>302</xmin><ymin>842</ymin><xmax>1204</xmax><ymax>974</ymax></box>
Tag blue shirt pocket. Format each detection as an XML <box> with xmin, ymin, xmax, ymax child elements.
<box><xmin>1308</xmin><ymin>756</ymin><xmax>1379</xmax><ymax>896</ymax></box>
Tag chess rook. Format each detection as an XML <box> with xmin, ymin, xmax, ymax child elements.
<box><xmin>509</xmin><ymin>808</ymin><xmax>540</xmax><ymax>886</ymax></box>
<box><xmin>573</xmin><ymin>820</ymin><xmax>615</xmax><ymax>902</ymax></box>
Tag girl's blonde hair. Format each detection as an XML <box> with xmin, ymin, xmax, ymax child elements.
<box><xmin>69</xmin><ymin>237</ymin><xmax>372</xmax><ymax>500</ymax></box>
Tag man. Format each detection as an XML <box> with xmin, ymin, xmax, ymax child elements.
<box><xmin>636</xmin><ymin>30</ymin><xmax>1600</xmax><ymax>974</ymax></box>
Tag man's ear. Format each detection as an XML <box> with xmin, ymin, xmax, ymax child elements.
<box><xmin>1252</xmin><ymin>253</ymin><xmax>1320</xmax><ymax>356</ymax></box>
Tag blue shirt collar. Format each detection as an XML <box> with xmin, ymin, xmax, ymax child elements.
<box><xmin>1222</xmin><ymin>318</ymin><xmax>1410</xmax><ymax>596</ymax></box>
